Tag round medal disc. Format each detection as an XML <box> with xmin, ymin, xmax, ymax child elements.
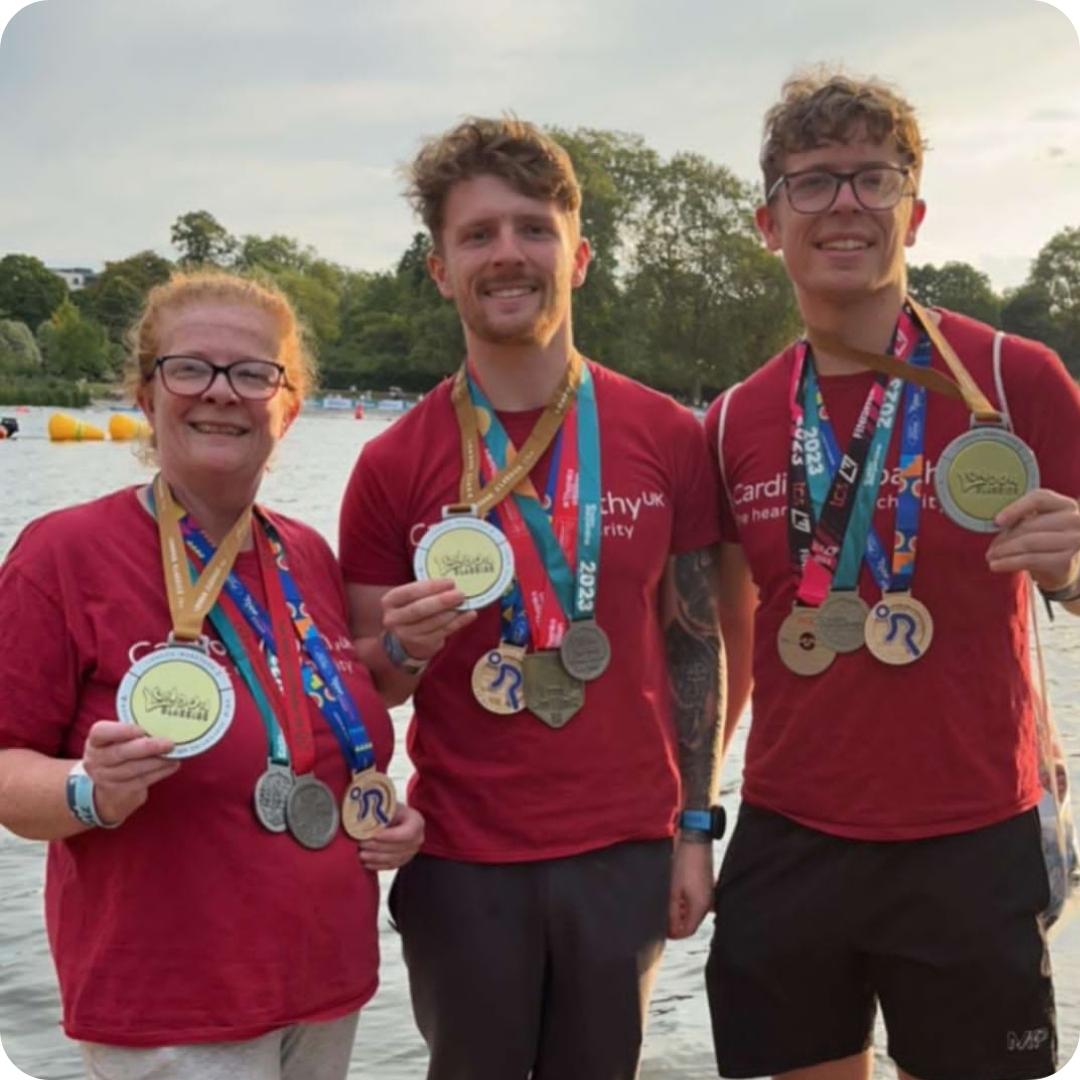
<box><xmin>522</xmin><ymin>651</ymin><xmax>585</xmax><ymax>729</ymax></box>
<box><xmin>285</xmin><ymin>774</ymin><xmax>340</xmax><ymax>850</ymax></box>
<box><xmin>777</xmin><ymin>607</ymin><xmax>836</xmax><ymax>677</ymax></box>
<box><xmin>342</xmin><ymin>770</ymin><xmax>398</xmax><ymax>841</ymax></box>
<box><xmin>559</xmin><ymin>620</ymin><xmax>612</xmax><ymax>682</ymax></box>
<box><xmin>815</xmin><ymin>592</ymin><xmax>871</xmax><ymax>654</ymax></box>
<box><xmin>413</xmin><ymin>515</ymin><xmax>515</xmax><ymax>611</ymax></box>
<box><xmin>253</xmin><ymin>764</ymin><xmax>294</xmax><ymax>833</ymax></box>
<box><xmin>116</xmin><ymin>645</ymin><xmax>235</xmax><ymax>759</ymax></box>
<box><xmin>935</xmin><ymin>427</ymin><xmax>1039</xmax><ymax>533</ymax></box>
<box><xmin>471</xmin><ymin>645</ymin><xmax>527</xmax><ymax>714</ymax></box>
<box><xmin>864</xmin><ymin>594</ymin><xmax>934</xmax><ymax>666</ymax></box>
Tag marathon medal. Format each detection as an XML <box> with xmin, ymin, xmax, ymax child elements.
<box><xmin>559</xmin><ymin>619</ymin><xmax>612</xmax><ymax>682</ymax></box>
<box><xmin>413</xmin><ymin>513</ymin><xmax>515</xmax><ymax>611</ymax></box>
<box><xmin>253</xmin><ymin>762</ymin><xmax>295</xmax><ymax>833</ymax></box>
<box><xmin>285</xmin><ymin>773</ymin><xmax>340</xmax><ymax>850</ymax></box>
<box><xmin>934</xmin><ymin>425</ymin><xmax>1039</xmax><ymax>533</ymax></box>
<box><xmin>777</xmin><ymin>607</ymin><xmax>836</xmax><ymax>677</ymax></box>
<box><xmin>864</xmin><ymin>593</ymin><xmax>934</xmax><ymax>666</ymax></box>
<box><xmin>342</xmin><ymin>769</ymin><xmax>397</xmax><ymax>841</ymax></box>
<box><xmin>814</xmin><ymin>591</ymin><xmax>871</xmax><ymax>654</ymax></box>
<box><xmin>472</xmin><ymin>644</ymin><xmax>527</xmax><ymax>714</ymax></box>
<box><xmin>523</xmin><ymin>650</ymin><xmax>585</xmax><ymax>728</ymax></box>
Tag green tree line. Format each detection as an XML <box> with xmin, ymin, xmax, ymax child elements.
<box><xmin>1</xmin><ymin>128</ymin><xmax>1077</xmax><ymax>406</ymax></box>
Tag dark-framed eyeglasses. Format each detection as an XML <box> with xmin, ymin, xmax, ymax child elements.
<box><xmin>767</xmin><ymin>165</ymin><xmax>914</xmax><ymax>214</ymax></box>
<box><xmin>150</xmin><ymin>356</ymin><xmax>290</xmax><ymax>401</ymax></box>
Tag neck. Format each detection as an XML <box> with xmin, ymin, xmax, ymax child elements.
<box><xmin>465</xmin><ymin>321</ymin><xmax>575</xmax><ymax>410</ymax></box>
<box><xmin>157</xmin><ymin>474</ymin><xmax>257</xmax><ymax>548</ymax></box>
<box><xmin>800</xmin><ymin>281</ymin><xmax>907</xmax><ymax>375</ymax></box>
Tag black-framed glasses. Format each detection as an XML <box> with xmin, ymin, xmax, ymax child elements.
<box><xmin>151</xmin><ymin>356</ymin><xmax>290</xmax><ymax>401</ymax></box>
<box><xmin>767</xmin><ymin>165</ymin><xmax>913</xmax><ymax>214</ymax></box>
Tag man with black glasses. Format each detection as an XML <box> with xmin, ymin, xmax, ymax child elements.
<box><xmin>705</xmin><ymin>71</ymin><xmax>1080</xmax><ymax>1080</ymax></box>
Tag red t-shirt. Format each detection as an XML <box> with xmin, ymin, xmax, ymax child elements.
<box><xmin>340</xmin><ymin>361</ymin><xmax>720</xmax><ymax>863</ymax></box>
<box><xmin>0</xmin><ymin>489</ymin><xmax>394</xmax><ymax>1046</ymax></box>
<box><xmin>705</xmin><ymin>310</ymin><xmax>1080</xmax><ymax>840</ymax></box>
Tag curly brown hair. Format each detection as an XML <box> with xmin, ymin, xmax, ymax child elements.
<box><xmin>406</xmin><ymin>116</ymin><xmax>582</xmax><ymax>245</ymax></box>
<box><xmin>761</xmin><ymin>70</ymin><xmax>927</xmax><ymax>196</ymax></box>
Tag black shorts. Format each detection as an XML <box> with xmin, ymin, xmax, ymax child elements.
<box><xmin>706</xmin><ymin>804</ymin><xmax>1056</xmax><ymax>1080</ymax></box>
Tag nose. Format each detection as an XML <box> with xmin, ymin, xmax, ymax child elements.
<box><xmin>490</xmin><ymin>222</ymin><xmax>525</xmax><ymax>266</ymax></box>
<box><xmin>830</xmin><ymin>176</ymin><xmax>862</xmax><ymax>212</ymax></box>
<box><xmin>201</xmin><ymin>367</ymin><xmax>240</xmax><ymax>403</ymax></box>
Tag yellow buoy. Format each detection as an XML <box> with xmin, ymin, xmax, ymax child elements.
<box><xmin>108</xmin><ymin>413</ymin><xmax>150</xmax><ymax>441</ymax></box>
<box><xmin>48</xmin><ymin>413</ymin><xmax>105</xmax><ymax>442</ymax></box>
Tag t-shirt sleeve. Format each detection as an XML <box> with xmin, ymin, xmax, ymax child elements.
<box><xmin>704</xmin><ymin>392</ymin><xmax>740</xmax><ymax>544</ymax></box>
<box><xmin>338</xmin><ymin>441</ymin><xmax>413</xmax><ymax>586</ymax></box>
<box><xmin>667</xmin><ymin>405</ymin><xmax>722</xmax><ymax>554</ymax></box>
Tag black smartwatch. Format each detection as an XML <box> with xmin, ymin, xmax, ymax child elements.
<box><xmin>678</xmin><ymin>805</ymin><xmax>726</xmax><ymax>840</ymax></box>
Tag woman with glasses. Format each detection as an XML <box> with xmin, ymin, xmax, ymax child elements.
<box><xmin>0</xmin><ymin>270</ymin><xmax>423</xmax><ymax>1080</ymax></box>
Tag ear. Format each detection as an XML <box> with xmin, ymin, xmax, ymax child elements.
<box><xmin>137</xmin><ymin>383</ymin><xmax>155</xmax><ymax>425</ymax></box>
<box><xmin>427</xmin><ymin>248</ymin><xmax>454</xmax><ymax>300</ymax></box>
<box><xmin>279</xmin><ymin>401</ymin><xmax>300</xmax><ymax>436</ymax></box>
<box><xmin>570</xmin><ymin>237</ymin><xmax>592</xmax><ymax>289</ymax></box>
<box><xmin>905</xmin><ymin>198</ymin><xmax>927</xmax><ymax>247</ymax></box>
<box><xmin>755</xmin><ymin>204</ymin><xmax>782</xmax><ymax>252</ymax></box>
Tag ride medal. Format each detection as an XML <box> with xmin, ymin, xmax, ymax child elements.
<box><xmin>285</xmin><ymin>773</ymin><xmax>340</xmax><ymax>850</ymax></box>
<box><xmin>864</xmin><ymin>593</ymin><xmax>934</xmax><ymax>666</ymax></box>
<box><xmin>559</xmin><ymin>619</ymin><xmax>612</xmax><ymax>682</ymax></box>
<box><xmin>342</xmin><ymin>769</ymin><xmax>398</xmax><ymax>841</ymax></box>
<box><xmin>777</xmin><ymin>607</ymin><xmax>836</xmax><ymax>677</ymax></box>
<box><xmin>413</xmin><ymin>513</ymin><xmax>515</xmax><ymax>611</ymax></box>
<box><xmin>814</xmin><ymin>591</ymin><xmax>871</xmax><ymax>654</ymax></box>
<box><xmin>472</xmin><ymin>643</ymin><xmax>527</xmax><ymax>714</ymax></box>
<box><xmin>934</xmin><ymin>425</ymin><xmax>1039</xmax><ymax>533</ymax></box>
<box><xmin>523</xmin><ymin>651</ymin><xmax>585</xmax><ymax>728</ymax></box>
<box><xmin>253</xmin><ymin>762</ymin><xmax>295</xmax><ymax>833</ymax></box>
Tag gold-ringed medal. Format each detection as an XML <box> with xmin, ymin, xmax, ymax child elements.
<box><xmin>471</xmin><ymin>644</ymin><xmax>527</xmax><ymax>714</ymax></box>
<box><xmin>864</xmin><ymin>593</ymin><xmax>934</xmax><ymax>666</ymax></box>
<box><xmin>777</xmin><ymin>607</ymin><xmax>835</xmax><ymax>676</ymax></box>
<box><xmin>342</xmin><ymin>769</ymin><xmax>398</xmax><ymax>841</ymax></box>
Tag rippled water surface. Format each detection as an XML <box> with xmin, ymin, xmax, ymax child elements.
<box><xmin>1</xmin><ymin>407</ymin><xmax>1077</xmax><ymax>1078</ymax></box>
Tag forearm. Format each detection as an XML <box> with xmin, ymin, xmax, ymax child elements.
<box><xmin>0</xmin><ymin>748</ymin><xmax>87</xmax><ymax>842</ymax></box>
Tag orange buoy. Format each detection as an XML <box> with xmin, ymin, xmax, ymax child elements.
<box><xmin>48</xmin><ymin>413</ymin><xmax>106</xmax><ymax>442</ymax></box>
<box><xmin>108</xmin><ymin>413</ymin><xmax>151</xmax><ymax>441</ymax></box>
<box><xmin>354</xmin><ymin>403</ymin><xmax>365</xmax><ymax>419</ymax></box>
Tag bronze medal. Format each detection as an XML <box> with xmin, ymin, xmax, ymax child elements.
<box><xmin>471</xmin><ymin>644</ymin><xmax>527</xmax><ymax>714</ymax></box>
<box><xmin>814</xmin><ymin>591</ymin><xmax>870</xmax><ymax>654</ymax></box>
<box><xmin>864</xmin><ymin>593</ymin><xmax>934</xmax><ymax>666</ymax></box>
<box><xmin>559</xmin><ymin>619</ymin><xmax>611</xmax><ymax>682</ymax></box>
<box><xmin>777</xmin><ymin>607</ymin><xmax>835</xmax><ymax>677</ymax></box>
<box><xmin>341</xmin><ymin>769</ymin><xmax>398</xmax><ymax>841</ymax></box>
<box><xmin>523</xmin><ymin>651</ymin><xmax>585</xmax><ymax>729</ymax></box>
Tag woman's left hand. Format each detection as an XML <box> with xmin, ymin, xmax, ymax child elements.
<box><xmin>358</xmin><ymin>804</ymin><xmax>425</xmax><ymax>872</ymax></box>
<box><xmin>987</xmin><ymin>488</ymin><xmax>1080</xmax><ymax>590</ymax></box>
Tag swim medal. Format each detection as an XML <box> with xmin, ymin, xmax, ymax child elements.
<box><xmin>777</xmin><ymin>607</ymin><xmax>835</xmax><ymax>676</ymax></box>
<box><xmin>116</xmin><ymin>642</ymin><xmax>235</xmax><ymax>758</ymax></box>
<box><xmin>253</xmin><ymin>763</ymin><xmax>294</xmax><ymax>833</ymax></box>
<box><xmin>523</xmin><ymin>651</ymin><xmax>585</xmax><ymax>729</ymax></box>
<box><xmin>413</xmin><ymin>514</ymin><xmax>515</xmax><ymax>611</ymax></box>
<box><xmin>342</xmin><ymin>769</ymin><xmax>397</xmax><ymax>841</ymax></box>
<box><xmin>285</xmin><ymin>773</ymin><xmax>340</xmax><ymax>850</ymax></box>
<box><xmin>559</xmin><ymin>619</ymin><xmax>612</xmax><ymax>682</ymax></box>
<box><xmin>935</xmin><ymin>426</ymin><xmax>1039</xmax><ymax>533</ymax></box>
<box><xmin>814</xmin><ymin>591</ymin><xmax>870</xmax><ymax>654</ymax></box>
<box><xmin>864</xmin><ymin>593</ymin><xmax>934</xmax><ymax>666</ymax></box>
<box><xmin>472</xmin><ymin>644</ymin><xmax>527</xmax><ymax>714</ymax></box>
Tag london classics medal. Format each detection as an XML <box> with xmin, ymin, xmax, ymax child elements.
<box><xmin>558</xmin><ymin>619</ymin><xmax>612</xmax><ymax>682</ymax></box>
<box><xmin>285</xmin><ymin>773</ymin><xmax>340</xmax><ymax>850</ymax></box>
<box><xmin>413</xmin><ymin>514</ymin><xmax>515</xmax><ymax>611</ymax></box>
<box><xmin>116</xmin><ymin>641</ymin><xmax>235</xmax><ymax>758</ymax></box>
<box><xmin>471</xmin><ymin>644</ymin><xmax>527</xmax><ymax>715</ymax></box>
<box><xmin>776</xmin><ymin>607</ymin><xmax>836</xmax><ymax>677</ymax></box>
<box><xmin>342</xmin><ymin>769</ymin><xmax>398</xmax><ymax>841</ymax></box>
<box><xmin>253</xmin><ymin>762</ymin><xmax>294</xmax><ymax>833</ymax></box>
<box><xmin>523</xmin><ymin>650</ymin><xmax>585</xmax><ymax>728</ymax></box>
<box><xmin>934</xmin><ymin>426</ymin><xmax>1040</xmax><ymax>533</ymax></box>
<box><xmin>864</xmin><ymin>593</ymin><xmax>934</xmax><ymax>666</ymax></box>
<box><xmin>814</xmin><ymin>591</ymin><xmax>871</xmax><ymax>654</ymax></box>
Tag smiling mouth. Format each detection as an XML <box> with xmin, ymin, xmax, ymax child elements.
<box><xmin>189</xmin><ymin>422</ymin><xmax>248</xmax><ymax>436</ymax></box>
<box><xmin>816</xmin><ymin>238</ymin><xmax>872</xmax><ymax>251</ymax></box>
<box><xmin>483</xmin><ymin>284</ymin><xmax>539</xmax><ymax>299</ymax></box>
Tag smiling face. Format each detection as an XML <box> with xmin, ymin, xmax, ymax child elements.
<box><xmin>427</xmin><ymin>173</ymin><xmax>591</xmax><ymax>349</ymax></box>
<box><xmin>138</xmin><ymin>300</ymin><xmax>291</xmax><ymax>495</ymax></box>
<box><xmin>755</xmin><ymin>135</ymin><xmax>926</xmax><ymax>306</ymax></box>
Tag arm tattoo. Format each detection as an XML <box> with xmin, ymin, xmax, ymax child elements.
<box><xmin>664</xmin><ymin>546</ymin><xmax>724</xmax><ymax>833</ymax></box>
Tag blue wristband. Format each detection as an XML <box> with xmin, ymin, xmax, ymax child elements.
<box><xmin>678</xmin><ymin>806</ymin><xmax>726</xmax><ymax>839</ymax></box>
<box><xmin>65</xmin><ymin>761</ymin><xmax>118</xmax><ymax>829</ymax></box>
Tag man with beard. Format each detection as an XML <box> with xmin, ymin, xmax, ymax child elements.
<box><xmin>339</xmin><ymin>117</ymin><xmax>725</xmax><ymax>1080</ymax></box>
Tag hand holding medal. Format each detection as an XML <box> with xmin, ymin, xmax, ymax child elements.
<box><xmin>80</xmin><ymin>721</ymin><xmax>180</xmax><ymax>828</ymax></box>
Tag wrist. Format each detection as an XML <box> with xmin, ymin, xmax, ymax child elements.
<box><xmin>381</xmin><ymin>630</ymin><xmax>430</xmax><ymax>676</ymax></box>
<box><xmin>678</xmin><ymin>805</ymin><xmax>726</xmax><ymax>841</ymax></box>
<box><xmin>65</xmin><ymin>761</ymin><xmax>120</xmax><ymax>829</ymax></box>
<box><xmin>1038</xmin><ymin>569</ymin><xmax>1080</xmax><ymax>604</ymax></box>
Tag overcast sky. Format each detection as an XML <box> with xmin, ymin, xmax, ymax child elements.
<box><xmin>0</xmin><ymin>0</ymin><xmax>1077</xmax><ymax>292</ymax></box>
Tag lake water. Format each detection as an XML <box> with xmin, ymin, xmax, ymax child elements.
<box><xmin>0</xmin><ymin>406</ymin><xmax>1077</xmax><ymax>1079</ymax></box>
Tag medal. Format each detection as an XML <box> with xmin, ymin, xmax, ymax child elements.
<box><xmin>559</xmin><ymin>619</ymin><xmax>611</xmax><ymax>681</ymax></box>
<box><xmin>864</xmin><ymin>593</ymin><xmax>934</xmax><ymax>665</ymax></box>
<box><xmin>523</xmin><ymin>651</ymin><xmax>584</xmax><ymax>728</ymax></box>
<box><xmin>413</xmin><ymin>514</ymin><xmax>515</xmax><ymax>611</ymax></box>
<box><xmin>285</xmin><ymin>773</ymin><xmax>340</xmax><ymax>850</ymax></box>
<box><xmin>935</xmin><ymin>426</ymin><xmax>1039</xmax><ymax>533</ymax></box>
<box><xmin>471</xmin><ymin>644</ymin><xmax>527</xmax><ymax>714</ymax></box>
<box><xmin>116</xmin><ymin>641</ymin><xmax>235</xmax><ymax>758</ymax></box>
<box><xmin>814</xmin><ymin>591</ymin><xmax>870</xmax><ymax>654</ymax></box>
<box><xmin>777</xmin><ymin>607</ymin><xmax>835</xmax><ymax>676</ymax></box>
<box><xmin>342</xmin><ymin>769</ymin><xmax>398</xmax><ymax>841</ymax></box>
<box><xmin>253</xmin><ymin>762</ymin><xmax>294</xmax><ymax>833</ymax></box>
